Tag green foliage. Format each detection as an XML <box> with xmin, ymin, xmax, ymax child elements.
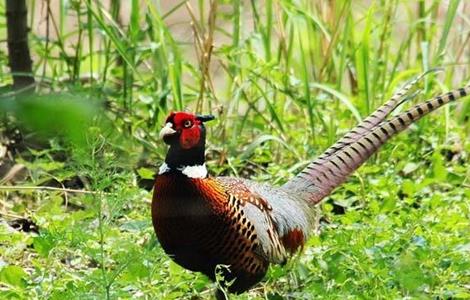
<box><xmin>0</xmin><ymin>93</ymin><xmax>104</xmax><ymax>148</ymax></box>
<box><xmin>0</xmin><ymin>0</ymin><xmax>469</xmax><ymax>299</ymax></box>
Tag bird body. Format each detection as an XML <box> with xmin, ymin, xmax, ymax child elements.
<box><xmin>152</xmin><ymin>83</ymin><xmax>470</xmax><ymax>295</ymax></box>
<box><xmin>152</xmin><ymin>172</ymin><xmax>312</xmax><ymax>293</ymax></box>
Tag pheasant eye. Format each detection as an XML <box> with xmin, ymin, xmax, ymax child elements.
<box><xmin>183</xmin><ymin>120</ymin><xmax>193</xmax><ymax>128</ymax></box>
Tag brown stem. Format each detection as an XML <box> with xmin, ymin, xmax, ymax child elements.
<box><xmin>6</xmin><ymin>0</ymin><xmax>35</xmax><ymax>90</ymax></box>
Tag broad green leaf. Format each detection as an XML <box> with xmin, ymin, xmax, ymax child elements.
<box><xmin>0</xmin><ymin>265</ymin><xmax>28</xmax><ymax>288</ymax></box>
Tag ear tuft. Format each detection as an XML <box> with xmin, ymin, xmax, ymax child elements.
<box><xmin>196</xmin><ymin>114</ymin><xmax>215</xmax><ymax>123</ymax></box>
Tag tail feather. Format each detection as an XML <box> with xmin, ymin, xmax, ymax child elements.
<box><xmin>283</xmin><ymin>85</ymin><xmax>470</xmax><ymax>204</ymax></box>
<box><xmin>315</xmin><ymin>69</ymin><xmax>437</xmax><ymax>162</ymax></box>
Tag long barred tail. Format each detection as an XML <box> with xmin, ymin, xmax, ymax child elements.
<box><xmin>315</xmin><ymin>69</ymin><xmax>438</xmax><ymax>162</ymax></box>
<box><xmin>283</xmin><ymin>85</ymin><xmax>470</xmax><ymax>204</ymax></box>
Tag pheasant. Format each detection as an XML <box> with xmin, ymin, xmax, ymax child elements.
<box><xmin>151</xmin><ymin>77</ymin><xmax>470</xmax><ymax>297</ymax></box>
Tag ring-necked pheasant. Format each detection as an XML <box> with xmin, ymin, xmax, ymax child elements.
<box><xmin>152</xmin><ymin>78</ymin><xmax>470</xmax><ymax>297</ymax></box>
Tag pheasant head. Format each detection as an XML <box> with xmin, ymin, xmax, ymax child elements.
<box><xmin>159</xmin><ymin>112</ymin><xmax>215</xmax><ymax>178</ymax></box>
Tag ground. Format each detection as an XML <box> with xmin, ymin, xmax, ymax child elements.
<box><xmin>0</xmin><ymin>1</ymin><xmax>470</xmax><ymax>299</ymax></box>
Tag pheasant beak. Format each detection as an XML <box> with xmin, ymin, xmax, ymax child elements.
<box><xmin>159</xmin><ymin>122</ymin><xmax>176</xmax><ymax>139</ymax></box>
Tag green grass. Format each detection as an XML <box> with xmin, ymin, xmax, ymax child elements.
<box><xmin>1</xmin><ymin>0</ymin><xmax>470</xmax><ymax>299</ymax></box>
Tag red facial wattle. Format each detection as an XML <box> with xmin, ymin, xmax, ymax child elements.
<box><xmin>179</xmin><ymin>126</ymin><xmax>201</xmax><ymax>149</ymax></box>
<box><xmin>165</xmin><ymin>112</ymin><xmax>203</xmax><ymax>149</ymax></box>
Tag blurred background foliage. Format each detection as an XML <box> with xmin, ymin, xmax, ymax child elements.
<box><xmin>0</xmin><ymin>0</ymin><xmax>469</xmax><ymax>299</ymax></box>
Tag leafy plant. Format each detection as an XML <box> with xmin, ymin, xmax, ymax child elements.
<box><xmin>0</xmin><ymin>1</ymin><xmax>469</xmax><ymax>299</ymax></box>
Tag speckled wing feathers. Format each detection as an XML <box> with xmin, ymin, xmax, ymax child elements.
<box><xmin>216</xmin><ymin>177</ymin><xmax>313</xmax><ymax>262</ymax></box>
<box><xmin>216</xmin><ymin>178</ymin><xmax>289</xmax><ymax>264</ymax></box>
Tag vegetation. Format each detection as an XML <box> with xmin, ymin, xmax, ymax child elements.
<box><xmin>0</xmin><ymin>0</ymin><xmax>469</xmax><ymax>299</ymax></box>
